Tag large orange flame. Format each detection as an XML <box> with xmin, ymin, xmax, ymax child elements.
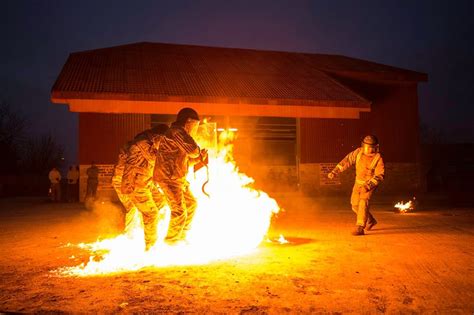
<box><xmin>57</xmin><ymin>126</ymin><xmax>280</xmax><ymax>276</ymax></box>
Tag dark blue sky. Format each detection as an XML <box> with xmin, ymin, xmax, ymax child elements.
<box><xmin>1</xmin><ymin>0</ymin><xmax>473</xmax><ymax>164</ymax></box>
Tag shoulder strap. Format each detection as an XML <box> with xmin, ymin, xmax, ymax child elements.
<box><xmin>369</xmin><ymin>153</ymin><xmax>381</xmax><ymax>170</ymax></box>
<box><xmin>356</xmin><ymin>149</ymin><xmax>362</xmax><ymax>166</ymax></box>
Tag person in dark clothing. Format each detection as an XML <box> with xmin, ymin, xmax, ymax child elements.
<box><xmin>153</xmin><ymin>108</ymin><xmax>207</xmax><ymax>244</ymax></box>
<box><xmin>86</xmin><ymin>162</ymin><xmax>99</xmax><ymax>199</ymax></box>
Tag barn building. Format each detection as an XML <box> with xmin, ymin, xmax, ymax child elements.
<box><xmin>51</xmin><ymin>42</ymin><xmax>427</xmax><ymax>200</ymax></box>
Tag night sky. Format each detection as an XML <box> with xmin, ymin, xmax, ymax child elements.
<box><xmin>2</xmin><ymin>0</ymin><xmax>473</xmax><ymax>165</ymax></box>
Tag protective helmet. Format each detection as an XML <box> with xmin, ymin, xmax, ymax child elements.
<box><xmin>177</xmin><ymin>107</ymin><xmax>199</xmax><ymax>123</ymax></box>
<box><xmin>361</xmin><ymin>135</ymin><xmax>379</xmax><ymax>155</ymax></box>
<box><xmin>361</xmin><ymin>135</ymin><xmax>379</xmax><ymax>146</ymax></box>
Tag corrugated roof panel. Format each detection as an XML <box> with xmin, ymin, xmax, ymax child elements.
<box><xmin>52</xmin><ymin>42</ymin><xmax>376</xmax><ymax>108</ymax></box>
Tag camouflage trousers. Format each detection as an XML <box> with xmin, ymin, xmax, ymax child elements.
<box><xmin>351</xmin><ymin>183</ymin><xmax>376</xmax><ymax>227</ymax></box>
<box><xmin>130</xmin><ymin>181</ymin><xmax>167</xmax><ymax>249</ymax></box>
<box><xmin>112</xmin><ymin>176</ymin><xmax>137</xmax><ymax>234</ymax></box>
<box><xmin>157</xmin><ymin>179</ymin><xmax>197</xmax><ymax>243</ymax></box>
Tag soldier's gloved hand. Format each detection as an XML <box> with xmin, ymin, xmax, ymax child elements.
<box><xmin>363</xmin><ymin>181</ymin><xmax>376</xmax><ymax>192</ymax></box>
<box><xmin>327</xmin><ymin>171</ymin><xmax>336</xmax><ymax>179</ymax></box>
<box><xmin>200</xmin><ymin>148</ymin><xmax>208</xmax><ymax>161</ymax></box>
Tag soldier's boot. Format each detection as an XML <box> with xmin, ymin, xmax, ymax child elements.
<box><xmin>351</xmin><ymin>225</ymin><xmax>365</xmax><ymax>236</ymax></box>
<box><xmin>366</xmin><ymin>217</ymin><xmax>378</xmax><ymax>231</ymax></box>
<box><xmin>145</xmin><ymin>241</ymin><xmax>153</xmax><ymax>251</ymax></box>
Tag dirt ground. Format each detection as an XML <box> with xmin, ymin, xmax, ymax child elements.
<box><xmin>0</xmin><ymin>194</ymin><xmax>472</xmax><ymax>314</ymax></box>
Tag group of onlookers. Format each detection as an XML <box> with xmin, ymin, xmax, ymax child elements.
<box><xmin>48</xmin><ymin>164</ymin><xmax>98</xmax><ymax>203</ymax></box>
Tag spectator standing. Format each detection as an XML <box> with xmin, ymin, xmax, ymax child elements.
<box><xmin>48</xmin><ymin>166</ymin><xmax>62</xmax><ymax>202</ymax></box>
<box><xmin>86</xmin><ymin>162</ymin><xmax>99</xmax><ymax>199</ymax></box>
<box><xmin>67</xmin><ymin>165</ymin><xmax>80</xmax><ymax>202</ymax></box>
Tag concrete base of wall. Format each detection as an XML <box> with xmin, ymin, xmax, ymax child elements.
<box><xmin>78</xmin><ymin>162</ymin><xmax>421</xmax><ymax>201</ymax></box>
<box><xmin>246</xmin><ymin>163</ymin><xmax>421</xmax><ymax>195</ymax></box>
<box><xmin>300</xmin><ymin>162</ymin><xmax>420</xmax><ymax>194</ymax></box>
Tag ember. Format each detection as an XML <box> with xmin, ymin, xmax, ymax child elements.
<box><xmin>56</xmin><ymin>127</ymin><xmax>281</xmax><ymax>276</ymax></box>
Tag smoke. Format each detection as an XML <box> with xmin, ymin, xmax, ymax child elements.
<box><xmin>81</xmin><ymin>199</ymin><xmax>125</xmax><ymax>237</ymax></box>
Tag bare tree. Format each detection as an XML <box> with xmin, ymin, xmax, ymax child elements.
<box><xmin>21</xmin><ymin>135</ymin><xmax>64</xmax><ymax>175</ymax></box>
<box><xmin>0</xmin><ymin>100</ymin><xmax>64</xmax><ymax>175</ymax></box>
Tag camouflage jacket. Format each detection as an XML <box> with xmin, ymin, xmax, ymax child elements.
<box><xmin>121</xmin><ymin>134</ymin><xmax>162</xmax><ymax>194</ymax></box>
<box><xmin>112</xmin><ymin>141</ymin><xmax>132</xmax><ymax>188</ymax></box>
<box><xmin>153</xmin><ymin>122</ymin><xmax>200</xmax><ymax>182</ymax></box>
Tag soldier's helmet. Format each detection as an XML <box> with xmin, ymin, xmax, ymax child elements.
<box><xmin>177</xmin><ymin>107</ymin><xmax>200</xmax><ymax>123</ymax></box>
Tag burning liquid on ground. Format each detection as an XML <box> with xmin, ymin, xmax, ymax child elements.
<box><xmin>394</xmin><ymin>199</ymin><xmax>415</xmax><ymax>213</ymax></box>
<box><xmin>56</xmin><ymin>127</ymin><xmax>281</xmax><ymax>276</ymax></box>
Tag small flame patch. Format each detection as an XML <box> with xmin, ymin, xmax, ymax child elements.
<box><xmin>394</xmin><ymin>200</ymin><xmax>414</xmax><ymax>213</ymax></box>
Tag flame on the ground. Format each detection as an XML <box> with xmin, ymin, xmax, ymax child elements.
<box><xmin>57</xmin><ymin>127</ymin><xmax>280</xmax><ymax>276</ymax></box>
<box><xmin>278</xmin><ymin>234</ymin><xmax>289</xmax><ymax>244</ymax></box>
<box><xmin>394</xmin><ymin>200</ymin><xmax>414</xmax><ymax>213</ymax></box>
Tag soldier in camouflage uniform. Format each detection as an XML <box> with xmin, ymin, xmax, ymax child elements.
<box><xmin>153</xmin><ymin>108</ymin><xmax>208</xmax><ymax>244</ymax></box>
<box><xmin>122</xmin><ymin>124</ymin><xmax>169</xmax><ymax>250</ymax></box>
<box><xmin>112</xmin><ymin>140</ymin><xmax>138</xmax><ymax>234</ymax></box>
<box><xmin>328</xmin><ymin>135</ymin><xmax>385</xmax><ymax>236</ymax></box>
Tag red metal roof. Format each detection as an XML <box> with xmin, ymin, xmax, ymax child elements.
<box><xmin>50</xmin><ymin>42</ymin><xmax>426</xmax><ymax>117</ymax></box>
<box><xmin>299</xmin><ymin>53</ymin><xmax>427</xmax><ymax>82</ymax></box>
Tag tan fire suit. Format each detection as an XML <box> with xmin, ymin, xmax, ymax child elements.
<box><xmin>122</xmin><ymin>133</ymin><xmax>166</xmax><ymax>249</ymax></box>
<box><xmin>112</xmin><ymin>142</ymin><xmax>138</xmax><ymax>233</ymax></box>
<box><xmin>334</xmin><ymin>147</ymin><xmax>385</xmax><ymax>227</ymax></box>
<box><xmin>153</xmin><ymin>122</ymin><xmax>201</xmax><ymax>243</ymax></box>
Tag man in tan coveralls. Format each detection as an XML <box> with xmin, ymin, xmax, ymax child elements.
<box><xmin>121</xmin><ymin>124</ymin><xmax>169</xmax><ymax>250</ymax></box>
<box><xmin>328</xmin><ymin>135</ymin><xmax>385</xmax><ymax>236</ymax></box>
<box><xmin>153</xmin><ymin>108</ymin><xmax>208</xmax><ymax>244</ymax></box>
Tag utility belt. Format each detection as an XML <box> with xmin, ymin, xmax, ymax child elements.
<box><xmin>355</xmin><ymin>179</ymin><xmax>367</xmax><ymax>185</ymax></box>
